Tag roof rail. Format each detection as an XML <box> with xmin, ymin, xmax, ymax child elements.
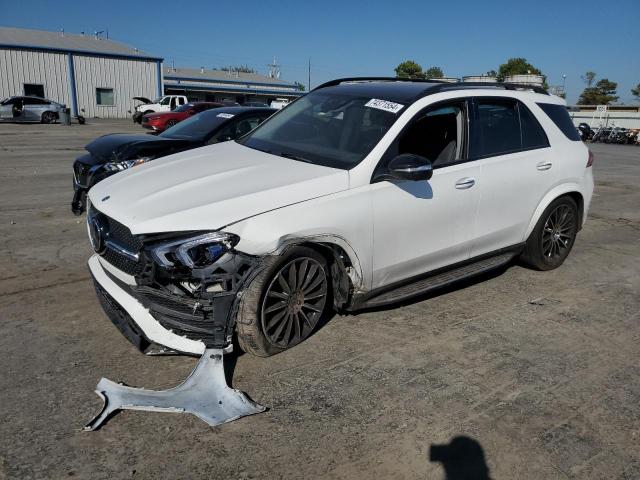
<box><xmin>433</xmin><ymin>81</ymin><xmax>549</xmax><ymax>95</ymax></box>
<box><xmin>313</xmin><ymin>77</ymin><xmax>549</xmax><ymax>96</ymax></box>
<box><xmin>313</xmin><ymin>76</ymin><xmax>449</xmax><ymax>90</ymax></box>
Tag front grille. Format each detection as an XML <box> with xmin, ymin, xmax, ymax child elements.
<box><xmin>89</xmin><ymin>205</ymin><xmax>143</xmax><ymax>275</ymax></box>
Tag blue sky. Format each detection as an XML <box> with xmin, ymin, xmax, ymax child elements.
<box><xmin>2</xmin><ymin>0</ymin><xmax>638</xmax><ymax>103</ymax></box>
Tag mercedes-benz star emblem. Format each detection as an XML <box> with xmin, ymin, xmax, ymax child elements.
<box><xmin>88</xmin><ymin>215</ymin><xmax>106</xmax><ymax>254</ymax></box>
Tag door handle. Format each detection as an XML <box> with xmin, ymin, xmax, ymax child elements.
<box><xmin>455</xmin><ymin>177</ymin><xmax>475</xmax><ymax>189</ymax></box>
<box><xmin>537</xmin><ymin>161</ymin><xmax>552</xmax><ymax>171</ymax></box>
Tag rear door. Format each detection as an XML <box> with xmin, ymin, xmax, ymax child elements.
<box><xmin>469</xmin><ymin>97</ymin><xmax>556</xmax><ymax>257</ymax></box>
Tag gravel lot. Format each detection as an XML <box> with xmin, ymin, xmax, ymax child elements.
<box><xmin>0</xmin><ymin>120</ymin><xmax>638</xmax><ymax>479</ymax></box>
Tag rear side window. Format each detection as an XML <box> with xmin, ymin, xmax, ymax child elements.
<box><xmin>537</xmin><ymin>103</ymin><xmax>581</xmax><ymax>141</ymax></box>
<box><xmin>471</xmin><ymin>100</ymin><xmax>521</xmax><ymax>158</ymax></box>
<box><xmin>518</xmin><ymin>103</ymin><xmax>549</xmax><ymax>149</ymax></box>
<box><xmin>470</xmin><ymin>99</ymin><xmax>550</xmax><ymax>158</ymax></box>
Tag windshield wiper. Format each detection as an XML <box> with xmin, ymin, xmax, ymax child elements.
<box><xmin>278</xmin><ymin>152</ymin><xmax>314</xmax><ymax>164</ymax></box>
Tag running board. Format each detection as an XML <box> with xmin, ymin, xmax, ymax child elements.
<box><xmin>362</xmin><ymin>252</ymin><xmax>516</xmax><ymax>308</ymax></box>
<box><xmin>84</xmin><ymin>347</ymin><xmax>266</xmax><ymax>431</ymax></box>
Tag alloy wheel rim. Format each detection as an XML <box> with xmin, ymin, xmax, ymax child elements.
<box><xmin>542</xmin><ymin>205</ymin><xmax>576</xmax><ymax>260</ymax></box>
<box><xmin>261</xmin><ymin>257</ymin><xmax>327</xmax><ymax>348</ymax></box>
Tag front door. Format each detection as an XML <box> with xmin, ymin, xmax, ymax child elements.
<box><xmin>370</xmin><ymin>99</ymin><xmax>481</xmax><ymax>289</ymax></box>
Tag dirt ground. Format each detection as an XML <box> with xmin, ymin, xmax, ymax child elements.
<box><xmin>0</xmin><ymin>120</ymin><xmax>638</xmax><ymax>479</ymax></box>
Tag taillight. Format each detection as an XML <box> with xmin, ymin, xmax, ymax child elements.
<box><xmin>587</xmin><ymin>150</ymin><xmax>594</xmax><ymax>167</ymax></box>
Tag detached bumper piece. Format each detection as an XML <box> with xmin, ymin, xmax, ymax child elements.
<box><xmin>84</xmin><ymin>347</ymin><xmax>266</xmax><ymax>431</ymax></box>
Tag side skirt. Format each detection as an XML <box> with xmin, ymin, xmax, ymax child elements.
<box><xmin>350</xmin><ymin>244</ymin><xmax>524</xmax><ymax>310</ymax></box>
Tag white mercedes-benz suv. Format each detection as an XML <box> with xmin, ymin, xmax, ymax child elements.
<box><xmin>86</xmin><ymin>78</ymin><xmax>594</xmax><ymax>357</ymax></box>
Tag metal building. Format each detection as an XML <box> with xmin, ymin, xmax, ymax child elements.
<box><xmin>0</xmin><ymin>27</ymin><xmax>162</xmax><ymax>118</ymax></box>
<box><xmin>163</xmin><ymin>66</ymin><xmax>303</xmax><ymax>105</ymax></box>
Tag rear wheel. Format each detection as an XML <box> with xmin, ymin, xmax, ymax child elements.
<box><xmin>236</xmin><ymin>246</ymin><xmax>330</xmax><ymax>357</ymax></box>
<box><xmin>520</xmin><ymin>196</ymin><xmax>579</xmax><ymax>270</ymax></box>
<box><xmin>41</xmin><ymin>111</ymin><xmax>57</xmax><ymax>124</ymax></box>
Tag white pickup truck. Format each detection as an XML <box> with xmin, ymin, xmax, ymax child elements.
<box><xmin>132</xmin><ymin>95</ymin><xmax>188</xmax><ymax>123</ymax></box>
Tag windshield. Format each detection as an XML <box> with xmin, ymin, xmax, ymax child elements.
<box><xmin>174</xmin><ymin>103</ymin><xmax>194</xmax><ymax>113</ymax></box>
<box><xmin>239</xmin><ymin>91</ymin><xmax>401</xmax><ymax>169</ymax></box>
<box><xmin>160</xmin><ymin>110</ymin><xmax>229</xmax><ymax>140</ymax></box>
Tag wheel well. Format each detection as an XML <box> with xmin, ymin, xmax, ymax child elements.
<box><xmin>289</xmin><ymin>241</ymin><xmax>355</xmax><ymax>311</ymax></box>
<box><xmin>563</xmin><ymin>191</ymin><xmax>584</xmax><ymax>229</ymax></box>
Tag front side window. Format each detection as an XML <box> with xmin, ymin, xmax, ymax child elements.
<box><xmin>239</xmin><ymin>91</ymin><xmax>400</xmax><ymax>169</ymax></box>
<box><xmin>96</xmin><ymin>88</ymin><xmax>114</xmax><ymax>106</ymax></box>
<box><xmin>397</xmin><ymin>103</ymin><xmax>466</xmax><ymax>168</ymax></box>
<box><xmin>160</xmin><ymin>96</ymin><xmax>171</xmax><ymax>106</ymax></box>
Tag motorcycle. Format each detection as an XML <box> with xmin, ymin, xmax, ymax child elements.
<box><xmin>577</xmin><ymin>123</ymin><xmax>594</xmax><ymax>142</ymax></box>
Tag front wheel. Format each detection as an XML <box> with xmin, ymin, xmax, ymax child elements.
<box><xmin>41</xmin><ymin>111</ymin><xmax>57</xmax><ymax>124</ymax></box>
<box><xmin>520</xmin><ymin>196</ymin><xmax>579</xmax><ymax>271</ymax></box>
<box><xmin>165</xmin><ymin>119</ymin><xmax>178</xmax><ymax>129</ymax></box>
<box><xmin>236</xmin><ymin>246</ymin><xmax>330</xmax><ymax>357</ymax></box>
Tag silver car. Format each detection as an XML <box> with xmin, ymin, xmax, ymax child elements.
<box><xmin>0</xmin><ymin>96</ymin><xmax>65</xmax><ymax>123</ymax></box>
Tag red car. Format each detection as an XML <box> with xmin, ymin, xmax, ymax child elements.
<box><xmin>142</xmin><ymin>102</ymin><xmax>222</xmax><ymax>132</ymax></box>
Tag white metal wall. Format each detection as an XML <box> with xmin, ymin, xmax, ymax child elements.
<box><xmin>73</xmin><ymin>55</ymin><xmax>159</xmax><ymax>118</ymax></box>
<box><xmin>0</xmin><ymin>48</ymin><xmax>71</xmax><ymax>105</ymax></box>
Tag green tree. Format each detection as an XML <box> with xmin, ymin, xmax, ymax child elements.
<box><xmin>581</xmin><ymin>71</ymin><xmax>596</xmax><ymax>88</ymax></box>
<box><xmin>485</xmin><ymin>70</ymin><xmax>497</xmax><ymax>78</ymax></box>
<box><xmin>632</xmin><ymin>83</ymin><xmax>640</xmax><ymax>100</ymax></box>
<box><xmin>293</xmin><ymin>81</ymin><xmax>306</xmax><ymax>91</ymax></box>
<box><xmin>578</xmin><ymin>78</ymin><xmax>619</xmax><ymax>105</ymax></box>
<box><xmin>496</xmin><ymin>57</ymin><xmax>543</xmax><ymax>82</ymax></box>
<box><xmin>424</xmin><ymin>66</ymin><xmax>444</xmax><ymax>79</ymax></box>
<box><xmin>395</xmin><ymin>60</ymin><xmax>425</xmax><ymax>79</ymax></box>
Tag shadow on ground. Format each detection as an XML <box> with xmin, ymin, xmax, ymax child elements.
<box><xmin>430</xmin><ymin>436</ymin><xmax>491</xmax><ymax>480</ymax></box>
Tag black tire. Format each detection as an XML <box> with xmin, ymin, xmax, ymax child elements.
<box><xmin>41</xmin><ymin>111</ymin><xmax>57</xmax><ymax>124</ymax></box>
<box><xmin>520</xmin><ymin>196</ymin><xmax>579</xmax><ymax>271</ymax></box>
<box><xmin>236</xmin><ymin>246</ymin><xmax>330</xmax><ymax>357</ymax></box>
<box><xmin>166</xmin><ymin>119</ymin><xmax>178</xmax><ymax>129</ymax></box>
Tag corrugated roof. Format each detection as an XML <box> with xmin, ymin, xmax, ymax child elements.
<box><xmin>165</xmin><ymin>66</ymin><xmax>295</xmax><ymax>88</ymax></box>
<box><xmin>0</xmin><ymin>26</ymin><xmax>161</xmax><ymax>60</ymax></box>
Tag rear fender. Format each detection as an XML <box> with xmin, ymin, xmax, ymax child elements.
<box><xmin>524</xmin><ymin>183</ymin><xmax>585</xmax><ymax>239</ymax></box>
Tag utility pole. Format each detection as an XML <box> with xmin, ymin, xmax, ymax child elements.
<box><xmin>267</xmin><ymin>57</ymin><xmax>280</xmax><ymax>79</ymax></box>
<box><xmin>308</xmin><ymin>58</ymin><xmax>311</xmax><ymax>91</ymax></box>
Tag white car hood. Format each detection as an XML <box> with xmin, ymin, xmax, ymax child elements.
<box><xmin>88</xmin><ymin>141</ymin><xmax>349</xmax><ymax>234</ymax></box>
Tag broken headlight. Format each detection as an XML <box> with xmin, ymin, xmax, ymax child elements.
<box><xmin>103</xmin><ymin>156</ymin><xmax>153</xmax><ymax>172</ymax></box>
<box><xmin>148</xmin><ymin>232</ymin><xmax>239</xmax><ymax>269</ymax></box>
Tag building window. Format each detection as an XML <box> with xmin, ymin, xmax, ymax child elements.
<box><xmin>24</xmin><ymin>83</ymin><xmax>45</xmax><ymax>98</ymax></box>
<box><xmin>96</xmin><ymin>88</ymin><xmax>115</xmax><ymax>106</ymax></box>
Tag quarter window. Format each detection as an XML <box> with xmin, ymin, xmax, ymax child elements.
<box><xmin>537</xmin><ymin>103</ymin><xmax>581</xmax><ymax>141</ymax></box>
<box><xmin>96</xmin><ymin>88</ymin><xmax>114</xmax><ymax>106</ymax></box>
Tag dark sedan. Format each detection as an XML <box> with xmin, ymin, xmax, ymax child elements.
<box><xmin>71</xmin><ymin>107</ymin><xmax>276</xmax><ymax>214</ymax></box>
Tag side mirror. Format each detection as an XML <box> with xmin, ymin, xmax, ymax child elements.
<box><xmin>387</xmin><ymin>153</ymin><xmax>433</xmax><ymax>181</ymax></box>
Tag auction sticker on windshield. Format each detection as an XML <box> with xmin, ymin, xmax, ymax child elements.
<box><xmin>217</xmin><ymin>113</ymin><xmax>235</xmax><ymax>119</ymax></box>
<box><xmin>365</xmin><ymin>99</ymin><xmax>404</xmax><ymax>114</ymax></box>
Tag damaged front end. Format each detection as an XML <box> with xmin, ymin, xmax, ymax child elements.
<box><xmin>88</xmin><ymin>205</ymin><xmax>263</xmax><ymax>352</ymax></box>
<box><xmin>86</xmin><ymin>205</ymin><xmax>269</xmax><ymax>429</ymax></box>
